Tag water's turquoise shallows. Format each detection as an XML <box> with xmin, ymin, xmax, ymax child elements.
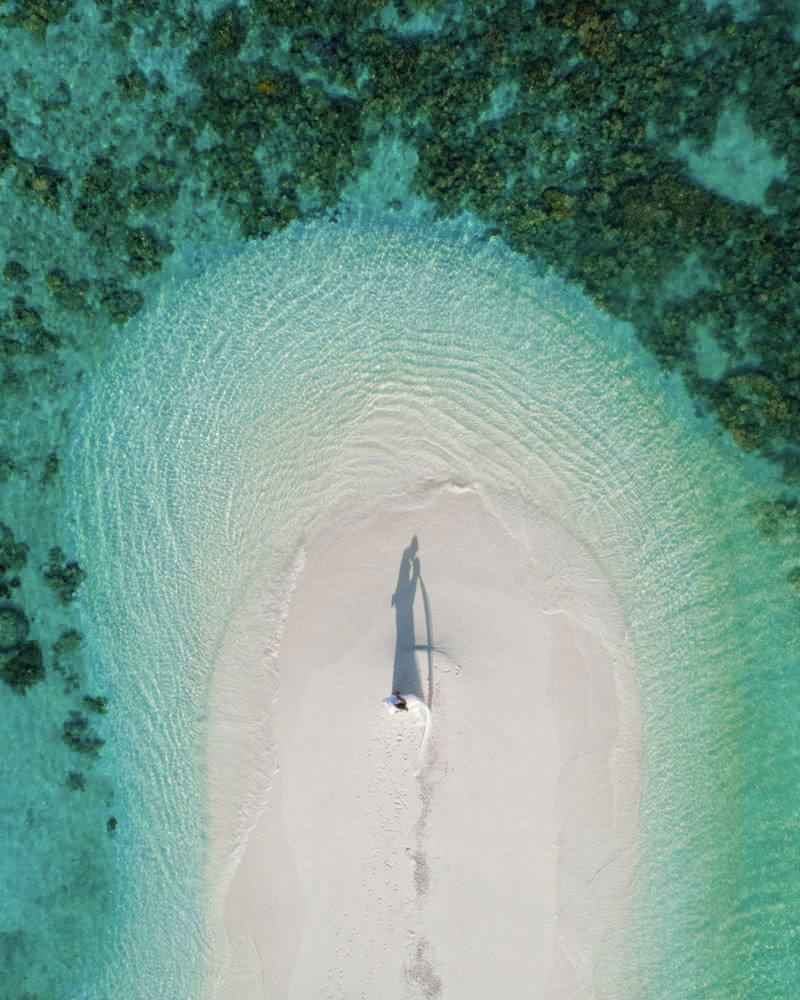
<box><xmin>65</xmin><ymin>210</ymin><xmax>799</xmax><ymax>998</ymax></box>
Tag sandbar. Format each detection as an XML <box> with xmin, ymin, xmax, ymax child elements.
<box><xmin>209</xmin><ymin>485</ymin><xmax>640</xmax><ymax>999</ymax></box>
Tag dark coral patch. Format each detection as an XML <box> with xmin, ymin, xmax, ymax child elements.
<box><xmin>0</xmin><ymin>605</ymin><xmax>29</xmax><ymax>651</ymax></box>
<box><xmin>62</xmin><ymin>711</ymin><xmax>105</xmax><ymax>757</ymax></box>
<box><xmin>1</xmin><ymin>640</ymin><xmax>45</xmax><ymax>694</ymax></box>
<box><xmin>43</xmin><ymin>548</ymin><xmax>87</xmax><ymax>603</ymax></box>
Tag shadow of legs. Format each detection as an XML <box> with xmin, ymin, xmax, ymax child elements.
<box><xmin>391</xmin><ymin>536</ymin><xmax>423</xmax><ymax>698</ymax></box>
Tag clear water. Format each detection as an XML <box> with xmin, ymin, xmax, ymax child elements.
<box><xmin>1</xmin><ymin>2</ymin><xmax>799</xmax><ymax>997</ymax></box>
<box><xmin>64</xmin><ymin>210</ymin><xmax>799</xmax><ymax>997</ymax></box>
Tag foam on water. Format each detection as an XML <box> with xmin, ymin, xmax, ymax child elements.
<box><xmin>65</xmin><ymin>209</ymin><xmax>799</xmax><ymax>997</ymax></box>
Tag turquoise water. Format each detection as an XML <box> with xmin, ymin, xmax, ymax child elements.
<box><xmin>65</xmin><ymin>211</ymin><xmax>800</xmax><ymax>997</ymax></box>
<box><xmin>2</xmin><ymin>1</ymin><xmax>800</xmax><ymax>997</ymax></box>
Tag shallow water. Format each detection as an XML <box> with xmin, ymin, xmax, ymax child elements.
<box><xmin>63</xmin><ymin>211</ymin><xmax>798</xmax><ymax>997</ymax></box>
<box><xmin>2</xmin><ymin>2</ymin><xmax>800</xmax><ymax>997</ymax></box>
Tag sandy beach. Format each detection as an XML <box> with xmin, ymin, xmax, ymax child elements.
<box><xmin>210</xmin><ymin>485</ymin><xmax>640</xmax><ymax>999</ymax></box>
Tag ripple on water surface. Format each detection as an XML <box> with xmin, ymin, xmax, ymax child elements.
<box><xmin>67</xmin><ymin>211</ymin><xmax>799</xmax><ymax>999</ymax></box>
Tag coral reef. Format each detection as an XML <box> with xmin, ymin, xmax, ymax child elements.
<box><xmin>62</xmin><ymin>710</ymin><xmax>105</xmax><ymax>758</ymax></box>
<box><xmin>43</xmin><ymin>547</ymin><xmax>86</xmax><ymax>603</ymax></box>
<box><xmin>82</xmin><ymin>695</ymin><xmax>108</xmax><ymax>714</ymax></box>
<box><xmin>1</xmin><ymin>639</ymin><xmax>44</xmax><ymax>693</ymax></box>
<box><xmin>1</xmin><ymin>0</ymin><xmax>794</xmax><ymax>481</ymax></box>
<box><xmin>0</xmin><ymin>604</ymin><xmax>29</xmax><ymax>650</ymax></box>
<box><xmin>2</xmin><ymin>2</ymin><xmax>800</xmax><ymax>994</ymax></box>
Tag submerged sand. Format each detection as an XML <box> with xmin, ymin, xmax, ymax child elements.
<box><xmin>209</xmin><ymin>485</ymin><xmax>640</xmax><ymax>999</ymax></box>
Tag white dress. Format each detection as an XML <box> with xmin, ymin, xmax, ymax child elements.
<box><xmin>382</xmin><ymin>693</ymin><xmax>407</xmax><ymax>713</ymax></box>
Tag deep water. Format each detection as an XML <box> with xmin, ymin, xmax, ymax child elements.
<box><xmin>1</xmin><ymin>2</ymin><xmax>800</xmax><ymax>998</ymax></box>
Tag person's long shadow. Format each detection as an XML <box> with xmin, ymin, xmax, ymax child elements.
<box><xmin>391</xmin><ymin>535</ymin><xmax>434</xmax><ymax>709</ymax></box>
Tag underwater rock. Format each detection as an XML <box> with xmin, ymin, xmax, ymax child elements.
<box><xmin>73</xmin><ymin>155</ymin><xmax>131</xmax><ymax>260</ymax></box>
<box><xmin>43</xmin><ymin>80</ymin><xmax>71</xmax><ymax>112</ymax></box>
<box><xmin>116</xmin><ymin>69</ymin><xmax>147</xmax><ymax>102</ymax></box>
<box><xmin>0</xmin><ymin>522</ymin><xmax>29</xmax><ymax>573</ymax></box>
<box><xmin>565</xmin><ymin>5</ymin><xmax>622</xmax><ymax>65</ymax></box>
<box><xmin>52</xmin><ymin>629</ymin><xmax>84</xmax><ymax>694</ymax></box>
<box><xmin>0</xmin><ymin>605</ymin><xmax>29</xmax><ymax>651</ymax></box>
<box><xmin>0</xmin><ymin>128</ymin><xmax>16</xmax><ymax>171</ymax></box>
<box><xmin>128</xmin><ymin>154</ymin><xmax>179</xmax><ymax>213</ymax></box>
<box><xmin>0</xmin><ymin>452</ymin><xmax>14</xmax><ymax>483</ymax></box>
<box><xmin>9</xmin><ymin>296</ymin><xmax>60</xmax><ymax>353</ymax></box>
<box><xmin>43</xmin><ymin>547</ymin><xmax>86</xmax><ymax>603</ymax></box>
<box><xmin>66</xmin><ymin>770</ymin><xmax>85</xmax><ymax>791</ymax></box>
<box><xmin>42</xmin><ymin>452</ymin><xmax>59</xmax><ymax>483</ymax></box>
<box><xmin>62</xmin><ymin>711</ymin><xmax>105</xmax><ymax>757</ymax></box>
<box><xmin>206</xmin><ymin>4</ymin><xmax>248</xmax><ymax>56</ymax></box>
<box><xmin>11</xmin><ymin>297</ymin><xmax>43</xmax><ymax>331</ymax></box>
<box><xmin>755</xmin><ymin>498</ymin><xmax>799</xmax><ymax>540</ymax></box>
<box><xmin>45</xmin><ymin>269</ymin><xmax>90</xmax><ymax>311</ymax></box>
<box><xmin>522</xmin><ymin>57</ymin><xmax>554</xmax><ymax>90</ymax></box>
<box><xmin>125</xmin><ymin>226</ymin><xmax>174</xmax><ymax>277</ymax></box>
<box><xmin>542</xmin><ymin>187</ymin><xmax>578</xmax><ymax>221</ymax></box>
<box><xmin>100</xmin><ymin>284</ymin><xmax>143</xmax><ymax>325</ymax></box>
<box><xmin>0</xmin><ymin>640</ymin><xmax>44</xmax><ymax>693</ymax></box>
<box><xmin>52</xmin><ymin>629</ymin><xmax>83</xmax><ymax>657</ymax></box>
<box><xmin>1</xmin><ymin>0</ymin><xmax>76</xmax><ymax>37</ymax></box>
<box><xmin>12</xmin><ymin>159</ymin><xmax>66</xmax><ymax>210</ymax></box>
<box><xmin>3</xmin><ymin>261</ymin><xmax>29</xmax><ymax>284</ymax></box>
<box><xmin>82</xmin><ymin>695</ymin><xmax>108</xmax><ymax>714</ymax></box>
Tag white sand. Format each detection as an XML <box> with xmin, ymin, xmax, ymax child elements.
<box><xmin>210</xmin><ymin>486</ymin><xmax>640</xmax><ymax>999</ymax></box>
